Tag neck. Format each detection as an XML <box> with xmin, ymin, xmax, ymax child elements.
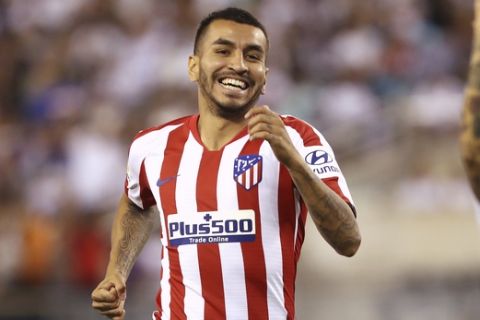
<box><xmin>197</xmin><ymin>98</ymin><xmax>249</xmax><ymax>150</ymax></box>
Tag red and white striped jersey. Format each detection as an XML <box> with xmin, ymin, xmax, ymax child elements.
<box><xmin>124</xmin><ymin>114</ymin><xmax>355</xmax><ymax>320</ymax></box>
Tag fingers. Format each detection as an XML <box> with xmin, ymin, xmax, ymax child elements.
<box><xmin>92</xmin><ymin>280</ymin><xmax>127</xmax><ymax>319</ymax></box>
<box><xmin>244</xmin><ymin>105</ymin><xmax>273</xmax><ymax>119</ymax></box>
<box><xmin>99</xmin><ymin>299</ymin><xmax>125</xmax><ymax>319</ymax></box>
<box><xmin>92</xmin><ymin>287</ymin><xmax>120</xmax><ymax>310</ymax></box>
<box><xmin>248</xmin><ymin>119</ymin><xmax>273</xmax><ymax>140</ymax></box>
<box><xmin>92</xmin><ymin>278</ymin><xmax>126</xmax><ymax>301</ymax></box>
<box><xmin>92</xmin><ymin>284</ymin><xmax>117</xmax><ymax>302</ymax></box>
<box><xmin>114</xmin><ymin>282</ymin><xmax>127</xmax><ymax>299</ymax></box>
<box><xmin>245</xmin><ymin>105</ymin><xmax>283</xmax><ymax>141</ymax></box>
<box><xmin>245</xmin><ymin>105</ymin><xmax>300</xmax><ymax>166</ymax></box>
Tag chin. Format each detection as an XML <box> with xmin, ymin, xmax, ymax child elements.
<box><xmin>217</xmin><ymin>104</ymin><xmax>248</xmax><ymax>117</ymax></box>
<box><xmin>214</xmin><ymin>101</ymin><xmax>252</xmax><ymax>118</ymax></box>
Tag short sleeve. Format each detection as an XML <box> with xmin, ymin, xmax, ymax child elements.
<box><xmin>283</xmin><ymin>116</ymin><xmax>356</xmax><ymax>214</ymax></box>
<box><xmin>124</xmin><ymin>136</ymin><xmax>156</xmax><ymax>210</ymax></box>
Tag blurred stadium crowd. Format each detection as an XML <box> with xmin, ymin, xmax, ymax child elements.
<box><xmin>0</xmin><ymin>0</ymin><xmax>476</xmax><ymax>319</ymax></box>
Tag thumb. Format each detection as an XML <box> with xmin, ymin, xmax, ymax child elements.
<box><xmin>112</xmin><ymin>280</ymin><xmax>127</xmax><ymax>300</ymax></box>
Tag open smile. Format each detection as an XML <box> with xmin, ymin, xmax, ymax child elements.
<box><xmin>218</xmin><ymin>77</ymin><xmax>250</xmax><ymax>92</ymax></box>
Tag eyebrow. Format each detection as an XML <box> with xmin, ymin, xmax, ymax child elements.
<box><xmin>212</xmin><ymin>37</ymin><xmax>265</xmax><ymax>54</ymax></box>
<box><xmin>212</xmin><ymin>38</ymin><xmax>235</xmax><ymax>47</ymax></box>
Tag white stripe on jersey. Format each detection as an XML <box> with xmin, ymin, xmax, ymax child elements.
<box><xmin>245</xmin><ymin>167</ymin><xmax>251</xmax><ymax>190</ymax></box>
<box><xmin>293</xmin><ymin>188</ymin><xmax>302</xmax><ymax>248</ymax></box>
<box><xmin>160</xmin><ymin>245</ymin><xmax>171</xmax><ymax>319</ymax></box>
<box><xmin>127</xmin><ymin>125</ymin><xmax>181</xmax><ymax>209</ymax></box>
<box><xmin>137</xmin><ymin>126</ymin><xmax>181</xmax><ymax>320</ymax></box>
<box><xmin>143</xmin><ymin>155</ymin><xmax>169</xmax><ymax>319</ymax></box>
<box><xmin>217</xmin><ymin>136</ymin><xmax>249</xmax><ymax>320</ymax></box>
<box><xmin>175</xmin><ymin>133</ymin><xmax>204</xmax><ymax>319</ymax></box>
<box><xmin>134</xmin><ymin>126</ymin><xmax>181</xmax><ymax>320</ymax></box>
<box><xmin>258</xmin><ymin>143</ymin><xmax>287</xmax><ymax>319</ymax></box>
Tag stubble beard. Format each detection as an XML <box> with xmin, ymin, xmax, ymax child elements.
<box><xmin>198</xmin><ymin>69</ymin><xmax>262</xmax><ymax>121</ymax></box>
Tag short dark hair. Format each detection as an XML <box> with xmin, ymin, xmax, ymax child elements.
<box><xmin>193</xmin><ymin>7</ymin><xmax>268</xmax><ymax>54</ymax></box>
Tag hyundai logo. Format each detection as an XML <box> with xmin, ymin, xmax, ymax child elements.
<box><xmin>305</xmin><ymin>150</ymin><xmax>333</xmax><ymax>165</ymax></box>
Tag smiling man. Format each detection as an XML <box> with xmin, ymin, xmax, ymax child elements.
<box><xmin>91</xmin><ymin>7</ymin><xmax>360</xmax><ymax>320</ymax></box>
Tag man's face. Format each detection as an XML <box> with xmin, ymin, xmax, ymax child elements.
<box><xmin>189</xmin><ymin>19</ymin><xmax>268</xmax><ymax>118</ymax></box>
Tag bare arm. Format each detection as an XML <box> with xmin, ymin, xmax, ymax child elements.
<box><xmin>91</xmin><ymin>194</ymin><xmax>156</xmax><ymax>319</ymax></box>
<box><xmin>461</xmin><ymin>0</ymin><xmax>480</xmax><ymax>200</ymax></box>
<box><xmin>108</xmin><ymin>194</ymin><xmax>156</xmax><ymax>279</ymax></box>
<box><xmin>246</xmin><ymin>106</ymin><xmax>361</xmax><ymax>257</ymax></box>
<box><xmin>286</xmin><ymin>156</ymin><xmax>360</xmax><ymax>256</ymax></box>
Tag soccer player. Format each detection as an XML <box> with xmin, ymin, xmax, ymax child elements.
<box><xmin>462</xmin><ymin>0</ymin><xmax>480</xmax><ymax>206</ymax></box>
<box><xmin>91</xmin><ymin>7</ymin><xmax>361</xmax><ymax>320</ymax></box>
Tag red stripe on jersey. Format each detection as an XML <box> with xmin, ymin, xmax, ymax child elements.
<box><xmin>277</xmin><ymin>164</ymin><xmax>297</xmax><ymax>319</ymax></box>
<box><xmin>322</xmin><ymin>177</ymin><xmax>354</xmax><ymax>214</ymax></box>
<box><xmin>283</xmin><ymin>116</ymin><xmax>321</xmax><ymax>146</ymax></box>
<box><xmin>196</xmin><ymin>150</ymin><xmax>226</xmax><ymax>319</ymax></box>
<box><xmin>237</xmin><ymin>140</ymin><xmax>269</xmax><ymax>320</ymax></box>
<box><xmin>158</xmin><ymin>124</ymin><xmax>190</xmax><ymax>319</ymax></box>
<box><xmin>139</xmin><ymin>160</ymin><xmax>156</xmax><ymax>208</ymax></box>
<box><xmin>295</xmin><ymin>202</ymin><xmax>308</xmax><ymax>263</ymax></box>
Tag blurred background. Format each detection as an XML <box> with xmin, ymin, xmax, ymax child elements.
<box><xmin>0</xmin><ymin>0</ymin><xmax>479</xmax><ymax>319</ymax></box>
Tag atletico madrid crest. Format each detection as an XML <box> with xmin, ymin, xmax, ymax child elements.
<box><xmin>233</xmin><ymin>155</ymin><xmax>263</xmax><ymax>190</ymax></box>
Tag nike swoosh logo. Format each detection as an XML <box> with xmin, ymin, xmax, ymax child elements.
<box><xmin>157</xmin><ymin>175</ymin><xmax>179</xmax><ymax>187</ymax></box>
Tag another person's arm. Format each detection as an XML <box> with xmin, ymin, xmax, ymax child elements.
<box><xmin>246</xmin><ymin>106</ymin><xmax>361</xmax><ymax>257</ymax></box>
<box><xmin>461</xmin><ymin>0</ymin><xmax>480</xmax><ymax>200</ymax></box>
<box><xmin>91</xmin><ymin>195</ymin><xmax>156</xmax><ymax>319</ymax></box>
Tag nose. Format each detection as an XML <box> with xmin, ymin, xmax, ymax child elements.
<box><xmin>228</xmin><ymin>51</ymin><xmax>247</xmax><ymax>74</ymax></box>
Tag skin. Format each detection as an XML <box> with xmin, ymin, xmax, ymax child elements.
<box><xmin>91</xmin><ymin>195</ymin><xmax>155</xmax><ymax>319</ymax></box>
<box><xmin>188</xmin><ymin>19</ymin><xmax>269</xmax><ymax>150</ymax></box>
<box><xmin>461</xmin><ymin>0</ymin><xmax>480</xmax><ymax>200</ymax></box>
<box><xmin>92</xmin><ymin>18</ymin><xmax>361</xmax><ymax>319</ymax></box>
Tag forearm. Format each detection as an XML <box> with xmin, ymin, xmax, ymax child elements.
<box><xmin>461</xmin><ymin>93</ymin><xmax>480</xmax><ymax>200</ymax></box>
<box><xmin>461</xmin><ymin>2</ymin><xmax>480</xmax><ymax>200</ymax></box>
<box><xmin>106</xmin><ymin>195</ymin><xmax>155</xmax><ymax>279</ymax></box>
<box><xmin>244</xmin><ymin>106</ymin><xmax>360</xmax><ymax>255</ymax></box>
<box><xmin>287</xmin><ymin>155</ymin><xmax>361</xmax><ymax>257</ymax></box>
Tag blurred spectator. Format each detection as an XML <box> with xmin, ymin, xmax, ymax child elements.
<box><xmin>67</xmin><ymin>213</ymin><xmax>109</xmax><ymax>288</ymax></box>
<box><xmin>16</xmin><ymin>214</ymin><xmax>58</xmax><ymax>285</ymax></box>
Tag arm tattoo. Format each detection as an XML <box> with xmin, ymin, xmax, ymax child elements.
<box><xmin>464</xmin><ymin>23</ymin><xmax>480</xmax><ymax>136</ymax></box>
<box><xmin>115</xmin><ymin>201</ymin><xmax>154</xmax><ymax>276</ymax></box>
<box><xmin>461</xmin><ymin>18</ymin><xmax>480</xmax><ymax>198</ymax></box>
<box><xmin>309</xmin><ymin>187</ymin><xmax>359</xmax><ymax>255</ymax></box>
<box><xmin>293</xmin><ymin>168</ymin><xmax>359</xmax><ymax>256</ymax></box>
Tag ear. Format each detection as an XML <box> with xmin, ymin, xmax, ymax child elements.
<box><xmin>261</xmin><ymin>67</ymin><xmax>269</xmax><ymax>95</ymax></box>
<box><xmin>188</xmin><ymin>55</ymin><xmax>199</xmax><ymax>82</ymax></box>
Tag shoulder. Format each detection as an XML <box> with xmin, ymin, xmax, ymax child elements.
<box><xmin>133</xmin><ymin>115</ymin><xmax>192</xmax><ymax>142</ymax></box>
<box><xmin>128</xmin><ymin>115</ymin><xmax>193</xmax><ymax>157</ymax></box>
<box><xmin>281</xmin><ymin>114</ymin><xmax>326</xmax><ymax>147</ymax></box>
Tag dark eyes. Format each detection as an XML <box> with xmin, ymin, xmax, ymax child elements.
<box><xmin>215</xmin><ymin>49</ymin><xmax>229</xmax><ymax>55</ymax></box>
<box><xmin>214</xmin><ymin>49</ymin><xmax>262</xmax><ymax>62</ymax></box>
<box><xmin>246</xmin><ymin>54</ymin><xmax>261</xmax><ymax>61</ymax></box>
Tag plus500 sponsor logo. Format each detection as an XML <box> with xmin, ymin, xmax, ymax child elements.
<box><xmin>167</xmin><ymin>210</ymin><xmax>256</xmax><ymax>246</ymax></box>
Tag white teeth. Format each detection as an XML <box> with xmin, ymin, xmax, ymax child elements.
<box><xmin>220</xmin><ymin>78</ymin><xmax>247</xmax><ymax>89</ymax></box>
